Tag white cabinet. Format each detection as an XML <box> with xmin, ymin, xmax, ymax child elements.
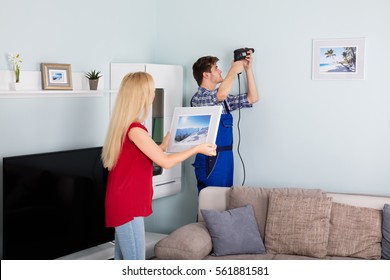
<box><xmin>110</xmin><ymin>63</ymin><xmax>183</xmax><ymax>199</ymax></box>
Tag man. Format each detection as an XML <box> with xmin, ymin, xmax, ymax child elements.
<box><xmin>191</xmin><ymin>50</ymin><xmax>259</xmax><ymax>192</ymax></box>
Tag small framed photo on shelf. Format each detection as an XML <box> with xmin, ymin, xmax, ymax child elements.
<box><xmin>41</xmin><ymin>63</ymin><xmax>73</xmax><ymax>90</ymax></box>
<box><xmin>166</xmin><ymin>106</ymin><xmax>222</xmax><ymax>153</ymax></box>
<box><xmin>312</xmin><ymin>38</ymin><xmax>366</xmax><ymax>80</ymax></box>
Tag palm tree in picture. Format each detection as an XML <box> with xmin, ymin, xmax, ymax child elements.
<box><xmin>324</xmin><ymin>49</ymin><xmax>336</xmax><ymax>64</ymax></box>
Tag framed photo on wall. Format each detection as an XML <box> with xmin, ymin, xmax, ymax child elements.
<box><xmin>166</xmin><ymin>106</ymin><xmax>222</xmax><ymax>153</ymax></box>
<box><xmin>41</xmin><ymin>63</ymin><xmax>73</xmax><ymax>90</ymax></box>
<box><xmin>312</xmin><ymin>38</ymin><xmax>366</xmax><ymax>80</ymax></box>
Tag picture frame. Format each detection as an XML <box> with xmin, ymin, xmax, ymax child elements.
<box><xmin>166</xmin><ymin>106</ymin><xmax>222</xmax><ymax>153</ymax></box>
<box><xmin>312</xmin><ymin>38</ymin><xmax>366</xmax><ymax>80</ymax></box>
<box><xmin>41</xmin><ymin>63</ymin><xmax>73</xmax><ymax>90</ymax></box>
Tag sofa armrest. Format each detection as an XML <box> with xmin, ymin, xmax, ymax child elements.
<box><xmin>155</xmin><ymin>223</ymin><xmax>212</xmax><ymax>260</ymax></box>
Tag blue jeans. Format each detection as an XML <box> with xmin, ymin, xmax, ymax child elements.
<box><xmin>114</xmin><ymin>217</ymin><xmax>145</xmax><ymax>260</ymax></box>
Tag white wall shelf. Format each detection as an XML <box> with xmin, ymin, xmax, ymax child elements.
<box><xmin>0</xmin><ymin>90</ymin><xmax>113</xmax><ymax>98</ymax></box>
<box><xmin>0</xmin><ymin>70</ymin><xmax>109</xmax><ymax>98</ymax></box>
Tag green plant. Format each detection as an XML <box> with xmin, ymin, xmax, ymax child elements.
<box><xmin>84</xmin><ymin>70</ymin><xmax>102</xmax><ymax>80</ymax></box>
<box><xmin>8</xmin><ymin>53</ymin><xmax>22</xmax><ymax>83</ymax></box>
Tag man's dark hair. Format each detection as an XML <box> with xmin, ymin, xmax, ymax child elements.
<box><xmin>192</xmin><ymin>56</ymin><xmax>219</xmax><ymax>86</ymax></box>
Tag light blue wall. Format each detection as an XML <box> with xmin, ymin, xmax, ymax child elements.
<box><xmin>1</xmin><ymin>0</ymin><xmax>390</xmax><ymax>252</ymax></box>
<box><xmin>0</xmin><ymin>0</ymin><xmax>158</xmax><ymax>258</ymax></box>
<box><xmin>0</xmin><ymin>0</ymin><xmax>157</xmax><ymax>75</ymax></box>
<box><xmin>150</xmin><ymin>0</ymin><xmax>390</xmax><ymax>233</ymax></box>
<box><xmin>154</xmin><ymin>0</ymin><xmax>390</xmax><ymax>195</ymax></box>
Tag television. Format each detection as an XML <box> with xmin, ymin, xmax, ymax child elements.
<box><xmin>3</xmin><ymin>147</ymin><xmax>114</xmax><ymax>260</ymax></box>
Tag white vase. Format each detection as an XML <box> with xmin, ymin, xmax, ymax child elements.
<box><xmin>10</xmin><ymin>82</ymin><xmax>23</xmax><ymax>91</ymax></box>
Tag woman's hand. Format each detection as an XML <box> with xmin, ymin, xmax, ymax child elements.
<box><xmin>197</xmin><ymin>143</ymin><xmax>217</xmax><ymax>156</ymax></box>
<box><xmin>159</xmin><ymin>132</ymin><xmax>170</xmax><ymax>152</ymax></box>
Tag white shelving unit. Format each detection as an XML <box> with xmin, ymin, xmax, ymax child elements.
<box><xmin>110</xmin><ymin>63</ymin><xmax>184</xmax><ymax>199</ymax></box>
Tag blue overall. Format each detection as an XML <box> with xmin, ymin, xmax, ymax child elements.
<box><xmin>192</xmin><ymin>101</ymin><xmax>233</xmax><ymax>193</ymax></box>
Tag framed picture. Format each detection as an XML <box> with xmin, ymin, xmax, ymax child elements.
<box><xmin>312</xmin><ymin>38</ymin><xmax>365</xmax><ymax>80</ymax></box>
<box><xmin>41</xmin><ymin>63</ymin><xmax>73</xmax><ymax>90</ymax></box>
<box><xmin>166</xmin><ymin>106</ymin><xmax>222</xmax><ymax>153</ymax></box>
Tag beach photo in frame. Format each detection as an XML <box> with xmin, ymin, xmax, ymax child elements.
<box><xmin>166</xmin><ymin>106</ymin><xmax>222</xmax><ymax>153</ymax></box>
<box><xmin>312</xmin><ymin>38</ymin><xmax>365</xmax><ymax>80</ymax></box>
<box><xmin>41</xmin><ymin>63</ymin><xmax>73</xmax><ymax>90</ymax></box>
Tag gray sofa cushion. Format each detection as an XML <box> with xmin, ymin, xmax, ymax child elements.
<box><xmin>204</xmin><ymin>253</ymin><xmax>275</xmax><ymax>260</ymax></box>
<box><xmin>382</xmin><ymin>204</ymin><xmax>390</xmax><ymax>259</ymax></box>
<box><xmin>201</xmin><ymin>205</ymin><xmax>265</xmax><ymax>256</ymax></box>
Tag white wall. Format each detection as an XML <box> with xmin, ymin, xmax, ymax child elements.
<box><xmin>1</xmin><ymin>0</ymin><xmax>390</xmax><ymax>253</ymax></box>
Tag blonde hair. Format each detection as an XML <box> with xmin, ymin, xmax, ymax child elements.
<box><xmin>102</xmin><ymin>72</ymin><xmax>155</xmax><ymax>169</ymax></box>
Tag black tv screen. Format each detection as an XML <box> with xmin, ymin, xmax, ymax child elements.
<box><xmin>3</xmin><ymin>147</ymin><xmax>114</xmax><ymax>260</ymax></box>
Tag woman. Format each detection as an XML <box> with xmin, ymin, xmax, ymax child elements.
<box><xmin>102</xmin><ymin>72</ymin><xmax>216</xmax><ymax>259</ymax></box>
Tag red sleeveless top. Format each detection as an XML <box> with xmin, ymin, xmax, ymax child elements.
<box><xmin>105</xmin><ymin>122</ymin><xmax>153</xmax><ymax>227</ymax></box>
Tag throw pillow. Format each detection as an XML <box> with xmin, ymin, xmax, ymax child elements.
<box><xmin>200</xmin><ymin>205</ymin><xmax>266</xmax><ymax>256</ymax></box>
<box><xmin>327</xmin><ymin>202</ymin><xmax>382</xmax><ymax>259</ymax></box>
<box><xmin>229</xmin><ymin>186</ymin><xmax>326</xmax><ymax>239</ymax></box>
<box><xmin>382</xmin><ymin>204</ymin><xmax>390</xmax><ymax>259</ymax></box>
<box><xmin>265</xmin><ymin>194</ymin><xmax>333</xmax><ymax>258</ymax></box>
<box><xmin>154</xmin><ymin>223</ymin><xmax>212</xmax><ymax>259</ymax></box>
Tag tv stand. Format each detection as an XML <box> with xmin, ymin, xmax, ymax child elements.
<box><xmin>56</xmin><ymin>241</ymin><xmax>115</xmax><ymax>260</ymax></box>
<box><xmin>56</xmin><ymin>232</ymin><xmax>167</xmax><ymax>260</ymax></box>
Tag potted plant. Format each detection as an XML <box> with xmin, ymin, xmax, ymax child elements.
<box><xmin>8</xmin><ymin>53</ymin><xmax>22</xmax><ymax>90</ymax></box>
<box><xmin>85</xmin><ymin>70</ymin><xmax>102</xmax><ymax>90</ymax></box>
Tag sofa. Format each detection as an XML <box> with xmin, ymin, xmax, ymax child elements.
<box><xmin>155</xmin><ymin>186</ymin><xmax>390</xmax><ymax>260</ymax></box>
